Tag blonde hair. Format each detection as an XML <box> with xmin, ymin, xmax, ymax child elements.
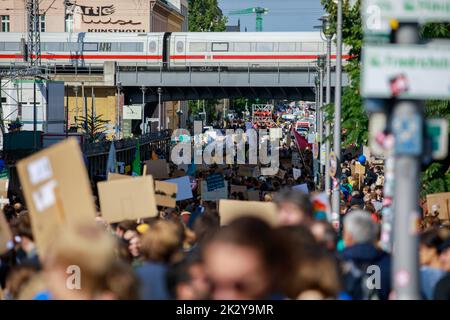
<box><xmin>44</xmin><ymin>224</ymin><xmax>117</xmax><ymax>296</ymax></box>
<box><xmin>140</xmin><ymin>220</ymin><xmax>183</xmax><ymax>263</ymax></box>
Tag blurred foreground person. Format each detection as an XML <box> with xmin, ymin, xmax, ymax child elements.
<box><xmin>167</xmin><ymin>253</ymin><xmax>210</xmax><ymax>300</ymax></box>
<box><xmin>340</xmin><ymin>210</ymin><xmax>391</xmax><ymax>300</ymax></box>
<box><xmin>203</xmin><ymin>217</ymin><xmax>283</xmax><ymax>300</ymax></box>
<box><xmin>292</xmin><ymin>248</ymin><xmax>341</xmax><ymax>300</ymax></box>
<box><xmin>419</xmin><ymin>229</ymin><xmax>445</xmax><ymax>299</ymax></box>
<box><xmin>136</xmin><ymin>220</ymin><xmax>184</xmax><ymax>300</ymax></box>
<box><xmin>43</xmin><ymin>225</ymin><xmax>119</xmax><ymax>300</ymax></box>
<box><xmin>274</xmin><ymin>189</ymin><xmax>313</xmax><ymax>227</ymax></box>
<box><xmin>434</xmin><ymin>236</ymin><xmax>450</xmax><ymax>300</ymax></box>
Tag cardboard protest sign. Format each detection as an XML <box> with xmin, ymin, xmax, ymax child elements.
<box><xmin>230</xmin><ymin>185</ymin><xmax>248</xmax><ymax>199</ymax></box>
<box><xmin>247</xmin><ymin>190</ymin><xmax>260</xmax><ymax>201</ymax></box>
<box><xmin>238</xmin><ymin>166</ymin><xmax>255</xmax><ymax>177</ymax></box>
<box><xmin>355</xmin><ymin>163</ymin><xmax>366</xmax><ymax>175</ymax></box>
<box><xmin>166</xmin><ymin>176</ymin><xmax>193</xmax><ymax>201</ymax></box>
<box><xmin>0</xmin><ymin>179</ymin><xmax>8</xmax><ymax>198</ymax></box>
<box><xmin>17</xmin><ymin>139</ymin><xmax>96</xmax><ymax>256</ymax></box>
<box><xmin>145</xmin><ymin>159</ymin><xmax>169</xmax><ymax>179</ymax></box>
<box><xmin>201</xmin><ymin>180</ymin><xmax>228</xmax><ymax>202</ymax></box>
<box><xmin>276</xmin><ymin>169</ymin><xmax>286</xmax><ymax>179</ymax></box>
<box><xmin>108</xmin><ymin>173</ymin><xmax>131</xmax><ymax>181</ymax></box>
<box><xmin>98</xmin><ymin>176</ymin><xmax>158</xmax><ymax>223</ymax></box>
<box><xmin>293</xmin><ymin>168</ymin><xmax>302</xmax><ymax>180</ymax></box>
<box><xmin>206</xmin><ymin>173</ymin><xmax>225</xmax><ymax>191</ymax></box>
<box><xmin>219</xmin><ymin>200</ymin><xmax>278</xmax><ymax>226</ymax></box>
<box><xmin>0</xmin><ymin>211</ymin><xmax>12</xmax><ymax>255</ymax></box>
<box><xmin>155</xmin><ymin>181</ymin><xmax>178</xmax><ymax>208</ymax></box>
<box><xmin>426</xmin><ymin>192</ymin><xmax>450</xmax><ymax>221</ymax></box>
<box><xmin>293</xmin><ymin>183</ymin><xmax>309</xmax><ymax>194</ymax></box>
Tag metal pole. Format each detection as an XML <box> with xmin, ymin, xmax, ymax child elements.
<box><xmin>33</xmin><ymin>78</ymin><xmax>37</xmax><ymax>150</ymax></box>
<box><xmin>325</xmin><ymin>34</ymin><xmax>332</xmax><ymax>193</ymax></box>
<box><xmin>91</xmin><ymin>87</ymin><xmax>95</xmax><ymax>138</ymax></box>
<box><xmin>74</xmin><ymin>85</ymin><xmax>79</xmax><ymax>130</ymax></box>
<box><xmin>141</xmin><ymin>86</ymin><xmax>146</xmax><ymax>135</ymax></box>
<box><xmin>157</xmin><ymin>87</ymin><xmax>162</xmax><ymax>131</ymax></box>
<box><xmin>116</xmin><ymin>83</ymin><xmax>121</xmax><ymax>139</ymax></box>
<box><xmin>331</xmin><ymin>0</ymin><xmax>343</xmax><ymax>216</ymax></box>
<box><xmin>318</xmin><ymin>65</ymin><xmax>324</xmax><ymax>185</ymax></box>
<box><xmin>392</xmin><ymin>23</ymin><xmax>421</xmax><ymax>300</ymax></box>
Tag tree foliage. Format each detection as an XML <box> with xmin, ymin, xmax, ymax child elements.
<box><xmin>188</xmin><ymin>0</ymin><xmax>227</xmax><ymax>32</ymax></box>
<box><xmin>76</xmin><ymin>114</ymin><xmax>109</xmax><ymax>143</ymax></box>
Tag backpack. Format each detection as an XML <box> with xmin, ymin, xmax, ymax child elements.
<box><xmin>343</xmin><ymin>259</ymin><xmax>382</xmax><ymax>300</ymax></box>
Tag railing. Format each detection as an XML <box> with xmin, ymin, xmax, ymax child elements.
<box><xmin>83</xmin><ymin>130</ymin><xmax>172</xmax><ymax>178</ymax></box>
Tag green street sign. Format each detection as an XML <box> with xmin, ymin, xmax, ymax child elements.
<box><xmin>426</xmin><ymin>119</ymin><xmax>449</xmax><ymax>160</ymax></box>
<box><xmin>362</xmin><ymin>0</ymin><xmax>450</xmax><ymax>37</ymax></box>
<box><xmin>362</xmin><ymin>44</ymin><xmax>450</xmax><ymax>100</ymax></box>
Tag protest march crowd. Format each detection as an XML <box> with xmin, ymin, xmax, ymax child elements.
<box><xmin>1</xmin><ymin>104</ymin><xmax>450</xmax><ymax>301</ymax></box>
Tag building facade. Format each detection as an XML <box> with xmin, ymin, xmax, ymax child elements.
<box><xmin>0</xmin><ymin>0</ymin><xmax>188</xmax><ymax>138</ymax></box>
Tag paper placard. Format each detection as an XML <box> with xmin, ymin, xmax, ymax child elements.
<box><xmin>426</xmin><ymin>192</ymin><xmax>450</xmax><ymax>221</ymax></box>
<box><xmin>201</xmin><ymin>180</ymin><xmax>228</xmax><ymax>202</ymax></box>
<box><xmin>17</xmin><ymin>139</ymin><xmax>96</xmax><ymax>256</ymax></box>
<box><xmin>219</xmin><ymin>200</ymin><xmax>278</xmax><ymax>226</ymax></box>
<box><xmin>145</xmin><ymin>159</ymin><xmax>170</xmax><ymax>179</ymax></box>
<box><xmin>108</xmin><ymin>173</ymin><xmax>131</xmax><ymax>181</ymax></box>
<box><xmin>230</xmin><ymin>185</ymin><xmax>248</xmax><ymax>199</ymax></box>
<box><xmin>355</xmin><ymin>163</ymin><xmax>366</xmax><ymax>175</ymax></box>
<box><xmin>0</xmin><ymin>210</ymin><xmax>12</xmax><ymax>255</ymax></box>
<box><xmin>206</xmin><ymin>173</ymin><xmax>225</xmax><ymax>191</ymax></box>
<box><xmin>247</xmin><ymin>190</ymin><xmax>260</xmax><ymax>201</ymax></box>
<box><xmin>293</xmin><ymin>168</ymin><xmax>302</xmax><ymax>180</ymax></box>
<box><xmin>166</xmin><ymin>176</ymin><xmax>193</xmax><ymax>201</ymax></box>
<box><xmin>98</xmin><ymin>176</ymin><xmax>158</xmax><ymax>223</ymax></box>
<box><xmin>276</xmin><ymin>169</ymin><xmax>286</xmax><ymax>179</ymax></box>
<box><xmin>0</xmin><ymin>179</ymin><xmax>9</xmax><ymax>198</ymax></box>
<box><xmin>155</xmin><ymin>181</ymin><xmax>178</xmax><ymax>208</ymax></box>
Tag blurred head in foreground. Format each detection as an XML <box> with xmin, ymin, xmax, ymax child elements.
<box><xmin>43</xmin><ymin>224</ymin><xmax>126</xmax><ymax>300</ymax></box>
<box><xmin>202</xmin><ymin>217</ymin><xmax>280</xmax><ymax>300</ymax></box>
<box><xmin>275</xmin><ymin>189</ymin><xmax>313</xmax><ymax>226</ymax></box>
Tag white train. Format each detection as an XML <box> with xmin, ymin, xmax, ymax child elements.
<box><xmin>0</xmin><ymin>32</ymin><xmax>350</xmax><ymax>69</ymax></box>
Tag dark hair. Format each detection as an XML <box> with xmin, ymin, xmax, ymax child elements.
<box><xmin>3</xmin><ymin>204</ymin><xmax>16</xmax><ymax>222</ymax></box>
<box><xmin>420</xmin><ymin>228</ymin><xmax>443</xmax><ymax>250</ymax></box>
<box><xmin>274</xmin><ymin>189</ymin><xmax>313</xmax><ymax>218</ymax></box>
<box><xmin>166</xmin><ymin>252</ymin><xmax>203</xmax><ymax>299</ymax></box>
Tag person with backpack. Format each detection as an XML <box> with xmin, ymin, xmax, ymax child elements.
<box><xmin>340</xmin><ymin>210</ymin><xmax>391</xmax><ymax>300</ymax></box>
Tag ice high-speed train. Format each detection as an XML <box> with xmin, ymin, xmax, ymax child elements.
<box><xmin>0</xmin><ymin>32</ymin><xmax>350</xmax><ymax>69</ymax></box>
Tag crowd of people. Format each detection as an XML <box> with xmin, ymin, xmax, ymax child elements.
<box><xmin>1</xmin><ymin>110</ymin><xmax>450</xmax><ymax>301</ymax></box>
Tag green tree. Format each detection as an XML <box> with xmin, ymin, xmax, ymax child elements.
<box><xmin>188</xmin><ymin>0</ymin><xmax>227</xmax><ymax>32</ymax></box>
<box><xmin>76</xmin><ymin>114</ymin><xmax>109</xmax><ymax>143</ymax></box>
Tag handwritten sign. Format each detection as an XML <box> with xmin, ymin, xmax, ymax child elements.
<box><xmin>17</xmin><ymin>139</ymin><xmax>96</xmax><ymax>256</ymax></box>
<box><xmin>206</xmin><ymin>173</ymin><xmax>225</xmax><ymax>191</ymax></box>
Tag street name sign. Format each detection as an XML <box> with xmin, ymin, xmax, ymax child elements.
<box><xmin>362</xmin><ymin>0</ymin><xmax>450</xmax><ymax>37</ymax></box>
<box><xmin>362</xmin><ymin>44</ymin><xmax>450</xmax><ymax>99</ymax></box>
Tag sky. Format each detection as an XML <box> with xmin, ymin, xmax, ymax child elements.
<box><xmin>218</xmin><ymin>0</ymin><xmax>325</xmax><ymax>32</ymax></box>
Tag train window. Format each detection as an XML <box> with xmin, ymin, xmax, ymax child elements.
<box><xmin>99</xmin><ymin>42</ymin><xmax>112</xmax><ymax>52</ymax></box>
<box><xmin>63</xmin><ymin>43</ymin><xmax>81</xmax><ymax>51</ymax></box>
<box><xmin>83</xmin><ymin>43</ymin><xmax>98</xmax><ymax>52</ymax></box>
<box><xmin>4</xmin><ymin>42</ymin><xmax>20</xmax><ymax>51</ymax></box>
<box><xmin>189</xmin><ymin>42</ymin><xmax>206</xmax><ymax>52</ymax></box>
<box><xmin>256</xmin><ymin>43</ymin><xmax>274</xmax><ymax>52</ymax></box>
<box><xmin>45</xmin><ymin>43</ymin><xmax>62</xmax><ymax>51</ymax></box>
<box><xmin>110</xmin><ymin>43</ymin><xmax>120</xmax><ymax>51</ymax></box>
<box><xmin>149</xmin><ymin>41</ymin><xmax>157</xmax><ymax>53</ymax></box>
<box><xmin>301</xmin><ymin>42</ymin><xmax>319</xmax><ymax>52</ymax></box>
<box><xmin>119</xmin><ymin>42</ymin><xmax>144</xmax><ymax>52</ymax></box>
<box><xmin>279</xmin><ymin>42</ymin><xmax>296</xmax><ymax>52</ymax></box>
<box><xmin>212</xmin><ymin>42</ymin><xmax>228</xmax><ymax>52</ymax></box>
<box><xmin>234</xmin><ymin>42</ymin><xmax>251</xmax><ymax>52</ymax></box>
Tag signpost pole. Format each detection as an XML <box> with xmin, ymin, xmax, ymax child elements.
<box><xmin>392</xmin><ymin>23</ymin><xmax>421</xmax><ymax>300</ymax></box>
<box><xmin>331</xmin><ymin>0</ymin><xmax>343</xmax><ymax>215</ymax></box>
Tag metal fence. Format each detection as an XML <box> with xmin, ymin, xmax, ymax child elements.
<box><xmin>83</xmin><ymin>130</ymin><xmax>172</xmax><ymax>178</ymax></box>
